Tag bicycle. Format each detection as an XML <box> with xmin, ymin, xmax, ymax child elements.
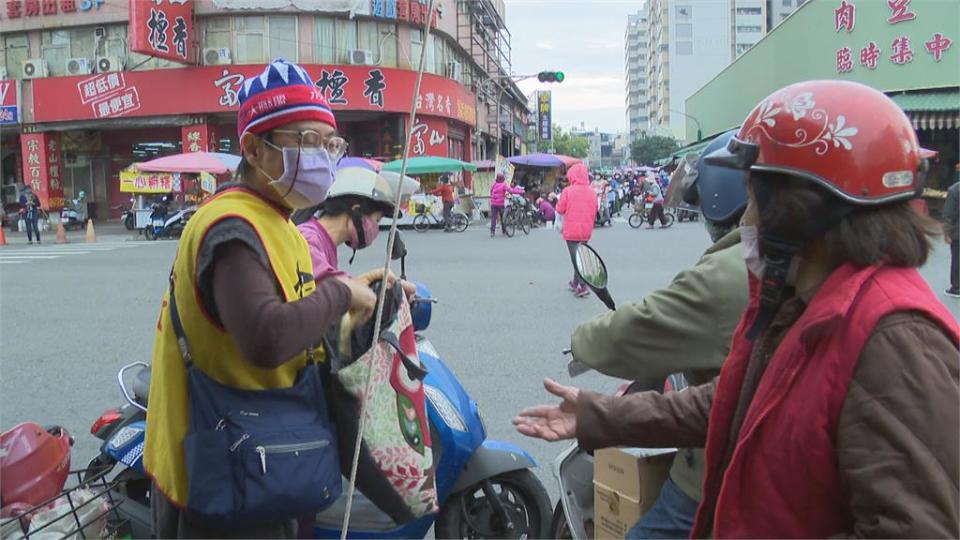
<box><xmin>412</xmin><ymin>202</ymin><xmax>468</xmax><ymax>233</ymax></box>
<box><xmin>628</xmin><ymin>199</ymin><xmax>675</xmax><ymax>229</ymax></box>
<box><xmin>503</xmin><ymin>195</ymin><xmax>533</xmax><ymax>237</ymax></box>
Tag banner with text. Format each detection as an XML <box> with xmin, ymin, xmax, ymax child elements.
<box><xmin>128</xmin><ymin>0</ymin><xmax>196</xmax><ymax>64</ymax></box>
<box><xmin>32</xmin><ymin>65</ymin><xmax>476</xmax><ymax>127</ymax></box>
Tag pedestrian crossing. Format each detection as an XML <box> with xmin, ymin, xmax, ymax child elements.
<box><xmin>0</xmin><ymin>243</ymin><xmax>153</xmax><ymax>265</ymax></box>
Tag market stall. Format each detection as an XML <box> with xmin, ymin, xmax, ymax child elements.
<box><xmin>379</xmin><ymin>156</ymin><xmax>477</xmax><ymax>227</ymax></box>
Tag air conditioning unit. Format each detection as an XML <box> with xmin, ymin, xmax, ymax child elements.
<box><xmin>0</xmin><ymin>67</ymin><xmax>7</xmax><ymax>79</ymax></box>
<box><xmin>446</xmin><ymin>61</ymin><xmax>462</xmax><ymax>80</ymax></box>
<box><xmin>348</xmin><ymin>49</ymin><xmax>374</xmax><ymax>65</ymax></box>
<box><xmin>203</xmin><ymin>47</ymin><xmax>232</xmax><ymax>65</ymax></box>
<box><xmin>21</xmin><ymin>59</ymin><xmax>47</xmax><ymax>79</ymax></box>
<box><xmin>96</xmin><ymin>56</ymin><xmax>124</xmax><ymax>73</ymax></box>
<box><xmin>66</xmin><ymin>57</ymin><xmax>93</xmax><ymax>75</ymax></box>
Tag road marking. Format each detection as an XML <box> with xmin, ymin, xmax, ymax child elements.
<box><xmin>0</xmin><ymin>255</ymin><xmax>60</xmax><ymax>259</ymax></box>
<box><xmin>0</xmin><ymin>242</ymin><xmax>156</xmax><ymax>264</ymax></box>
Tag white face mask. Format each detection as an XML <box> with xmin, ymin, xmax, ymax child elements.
<box><xmin>740</xmin><ymin>225</ymin><xmax>766</xmax><ymax>278</ymax></box>
<box><xmin>257</xmin><ymin>145</ymin><xmax>335</xmax><ymax>210</ymax></box>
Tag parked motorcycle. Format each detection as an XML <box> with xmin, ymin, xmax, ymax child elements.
<box><xmin>144</xmin><ymin>198</ymin><xmax>195</xmax><ymax>240</ymax></box>
<box><xmin>117</xmin><ymin>197</ymin><xmax>136</xmax><ymax>230</ymax></box>
<box><xmin>60</xmin><ymin>192</ymin><xmax>87</xmax><ymax>230</ymax></box>
<box><xmin>87</xmin><ymin>233</ymin><xmax>553</xmax><ymax>539</ymax></box>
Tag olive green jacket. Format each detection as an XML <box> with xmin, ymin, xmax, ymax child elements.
<box><xmin>570</xmin><ymin>228</ymin><xmax>748</xmax><ymax>501</ymax></box>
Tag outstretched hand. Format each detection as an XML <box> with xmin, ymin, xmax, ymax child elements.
<box><xmin>513</xmin><ymin>378</ymin><xmax>580</xmax><ymax>442</ymax></box>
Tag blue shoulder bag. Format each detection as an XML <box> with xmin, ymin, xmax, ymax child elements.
<box><xmin>167</xmin><ymin>272</ymin><xmax>341</xmax><ymax>528</ymax></box>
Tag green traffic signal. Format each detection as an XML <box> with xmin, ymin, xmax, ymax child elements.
<box><xmin>537</xmin><ymin>71</ymin><xmax>565</xmax><ymax>83</ymax></box>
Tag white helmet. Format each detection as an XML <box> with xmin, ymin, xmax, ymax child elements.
<box><xmin>325</xmin><ymin>166</ymin><xmax>420</xmax><ymax>215</ymax></box>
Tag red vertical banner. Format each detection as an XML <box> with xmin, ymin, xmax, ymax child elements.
<box><xmin>181</xmin><ymin>124</ymin><xmax>210</xmax><ymax>153</ymax></box>
<box><xmin>20</xmin><ymin>132</ymin><xmax>64</xmax><ymax>210</ymax></box>
<box><xmin>207</xmin><ymin>125</ymin><xmax>218</xmax><ymax>152</ymax></box>
<box><xmin>128</xmin><ymin>0</ymin><xmax>195</xmax><ymax>64</ymax></box>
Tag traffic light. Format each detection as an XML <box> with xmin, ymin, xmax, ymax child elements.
<box><xmin>537</xmin><ymin>71</ymin><xmax>565</xmax><ymax>83</ymax></box>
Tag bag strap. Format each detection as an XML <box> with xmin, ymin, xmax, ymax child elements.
<box><xmin>166</xmin><ymin>265</ymin><xmax>319</xmax><ymax>370</ymax></box>
<box><xmin>167</xmin><ymin>272</ymin><xmax>195</xmax><ymax>369</ymax></box>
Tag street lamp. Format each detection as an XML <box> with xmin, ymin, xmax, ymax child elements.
<box><xmin>669</xmin><ymin>109</ymin><xmax>702</xmax><ymax>142</ymax></box>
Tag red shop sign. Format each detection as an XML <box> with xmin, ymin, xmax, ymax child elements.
<box><xmin>408</xmin><ymin>116</ymin><xmax>448</xmax><ymax>158</ymax></box>
<box><xmin>20</xmin><ymin>132</ymin><xmax>65</xmax><ymax>210</ymax></box>
<box><xmin>128</xmin><ymin>0</ymin><xmax>196</xmax><ymax>64</ymax></box>
<box><xmin>32</xmin><ymin>65</ymin><xmax>477</xmax><ymax>127</ymax></box>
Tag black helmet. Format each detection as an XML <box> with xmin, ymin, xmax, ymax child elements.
<box><xmin>682</xmin><ymin>130</ymin><xmax>748</xmax><ymax>226</ymax></box>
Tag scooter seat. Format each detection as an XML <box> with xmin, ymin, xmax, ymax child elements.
<box><xmin>132</xmin><ymin>366</ymin><xmax>151</xmax><ymax>407</ymax></box>
<box><xmin>313</xmin><ymin>480</ymin><xmax>397</xmax><ymax>532</ymax></box>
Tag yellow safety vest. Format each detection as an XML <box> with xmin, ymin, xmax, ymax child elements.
<box><xmin>143</xmin><ymin>187</ymin><xmax>320</xmax><ymax>507</ymax></box>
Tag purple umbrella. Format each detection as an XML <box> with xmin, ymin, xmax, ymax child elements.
<box><xmin>336</xmin><ymin>157</ymin><xmax>383</xmax><ymax>171</ymax></box>
<box><xmin>507</xmin><ymin>153</ymin><xmax>582</xmax><ymax>168</ymax></box>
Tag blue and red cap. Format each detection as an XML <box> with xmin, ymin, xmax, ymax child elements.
<box><xmin>237</xmin><ymin>58</ymin><xmax>337</xmax><ymax>140</ymax></box>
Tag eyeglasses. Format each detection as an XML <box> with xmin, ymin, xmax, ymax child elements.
<box><xmin>267</xmin><ymin>129</ymin><xmax>348</xmax><ymax>160</ymax></box>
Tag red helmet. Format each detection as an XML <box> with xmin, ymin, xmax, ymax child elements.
<box><xmin>0</xmin><ymin>423</ymin><xmax>72</xmax><ymax>507</ymax></box>
<box><xmin>707</xmin><ymin>80</ymin><xmax>923</xmax><ymax>205</ymax></box>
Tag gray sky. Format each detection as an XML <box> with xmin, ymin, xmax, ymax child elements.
<box><xmin>506</xmin><ymin>0</ymin><xmax>641</xmax><ymax>134</ymax></box>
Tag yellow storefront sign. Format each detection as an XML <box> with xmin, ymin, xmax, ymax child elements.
<box><xmin>120</xmin><ymin>170</ymin><xmax>175</xmax><ymax>193</ymax></box>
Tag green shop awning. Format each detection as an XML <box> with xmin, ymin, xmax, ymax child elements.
<box><xmin>888</xmin><ymin>89</ymin><xmax>960</xmax><ymax>130</ymax></box>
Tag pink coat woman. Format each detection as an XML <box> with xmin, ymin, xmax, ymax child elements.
<box><xmin>555</xmin><ymin>163</ymin><xmax>598</xmax><ymax>296</ymax></box>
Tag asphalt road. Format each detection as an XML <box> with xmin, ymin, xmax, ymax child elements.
<box><xmin>2</xmin><ymin>217</ymin><xmax>958</xmax><ymax>506</ymax></box>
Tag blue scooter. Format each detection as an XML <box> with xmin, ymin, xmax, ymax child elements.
<box><xmin>88</xmin><ymin>234</ymin><xmax>552</xmax><ymax>539</ymax></box>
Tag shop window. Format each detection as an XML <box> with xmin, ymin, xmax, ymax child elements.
<box><xmin>378</xmin><ymin>23</ymin><xmax>398</xmax><ymax>68</ymax></box>
<box><xmin>3</xmin><ymin>34</ymin><xmax>29</xmax><ymax>79</ymax></box>
<box><xmin>205</xmin><ymin>15</ymin><xmax>298</xmax><ymax>65</ymax></box>
<box><xmin>336</xmin><ymin>18</ymin><xmax>358</xmax><ymax>64</ymax></box>
<box><xmin>410</xmin><ymin>28</ymin><xmax>424</xmax><ymax>69</ymax></box>
<box><xmin>269</xmin><ymin>16</ymin><xmax>298</xmax><ymax>62</ymax></box>
<box><xmin>42</xmin><ymin>30</ymin><xmax>88</xmax><ymax>77</ymax></box>
<box><xmin>314</xmin><ymin>17</ymin><xmax>336</xmax><ymax>64</ymax></box>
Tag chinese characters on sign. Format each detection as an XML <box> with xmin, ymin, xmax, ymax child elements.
<box><xmin>859</xmin><ymin>41</ymin><xmax>881</xmax><ymax>69</ymax></box>
<box><xmin>316</xmin><ymin>69</ymin><xmax>349</xmax><ymax>104</ymax></box>
<box><xmin>20</xmin><ymin>133</ymin><xmax>64</xmax><ymax>210</ymax></box>
<box><xmin>214</xmin><ymin>69</ymin><xmax>245</xmax><ymax>107</ymax></box>
<box><xmin>835</xmin><ymin>0</ymin><xmax>855</xmax><ymax>33</ymax></box>
<box><xmin>408</xmin><ymin>117</ymin><xmax>448</xmax><ymax>157</ymax></box>
<box><xmin>120</xmin><ymin>170</ymin><xmax>175</xmax><ymax>193</ymax></box>
<box><xmin>181</xmin><ymin>125</ymin><xmax>213</xmax><ymax>153</ymax></box>
<box><xmin>76</xmin><ymin>73</ymin><xmax>141</xmax><ymax>118</ymax></box>
<box><xmin>925</xmin><ymin>33</ymin><xmax>953</xmax><ymax>62</ymax></box>
<box><xmin>128</xmin><ymin>0</ymin><xmax>195</xmax><ymax>64</ymax></box>
<box><xmin>363</xmin><ymin>69</ymin><xmax>386</xmax><ymax>108</ymax></box>
<box><xmin>4</xmin><ymin>0</ymin><xmax>101</xmax><ymax>18</ymax></box>
<box><xmin>370</xmin><ymin>0</ymin><xmax>441</xmax><ymax>29</ymax></box>
<box><xmin>833</xmin><ymin>0</ymin><xmax>954</xmax><ymax>74</ymax></box>
<box><xmin>886</xmin><ymin>0</ymin><xmax>916</xmax><ymax>24</ymax></box>
<box><xmin>537</xmin><ymin>91</ymin><xmax>552</xmax><ymax>141</ymax></box>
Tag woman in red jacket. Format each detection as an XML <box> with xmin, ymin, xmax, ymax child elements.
<box><xmin>556</xmin><ymin>163</ymin><xmax>599</xmax><ymax>297</ymax></box>
<box><xmin>515</xmin><ymin>80</ymin><xmax>959</xmax><ymax>538</ymax></box>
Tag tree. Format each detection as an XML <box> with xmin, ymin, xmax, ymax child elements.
<box><xmin>631</xmin><ymin>134</ymin><xmax>679</xmax><ymax>165</ymax></box>
<box><xmin>551</xmin><ymin>126</ymin><xmax>590</xmax><ymax>158</ymax></box>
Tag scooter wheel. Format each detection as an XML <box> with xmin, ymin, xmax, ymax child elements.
<box><xmin>435</xmin><ymin>470</ymin><xmax>552</xmax><ymax>539</ymax></box>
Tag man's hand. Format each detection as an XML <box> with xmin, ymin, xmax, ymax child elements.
<box><xmin>400</xmin><ymin>279</ymin><xmax>418</xmax><ymax>301</ymax></box>
<box><xmin>513</xmin><ymin>378</ymin><xmax>580</xmax><ymax>442</ymax></box>
<box><xmin>335</xmin><ymin>276</ymin><xmax>377</xmax><ymax>324</ymax></box>
<box><xmin>357</xmin><ymin>268</ymin><xmax>398</xmax><ymax>289</ymax></box>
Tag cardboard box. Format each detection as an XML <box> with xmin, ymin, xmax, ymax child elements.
<box><xmin>593</xmin><ymin>448</ymin><xmax>676</xmax><ymax>539</ymax></box>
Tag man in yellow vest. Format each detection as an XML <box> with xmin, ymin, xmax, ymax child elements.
<box><xmin>144</xmin><ymin>58</ymin><xmax>377</xmax><ymax>538</ymax></box>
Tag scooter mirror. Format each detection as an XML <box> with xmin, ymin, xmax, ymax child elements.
<box><xmin>391</xmin><ymin>233</ymin><xmax>407</xmax><ymax>261</ymax></box>
<box><xmin>575</xmin><ymin>243</ymin><xmax>616</xmax><ymax>310</ymax></box>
